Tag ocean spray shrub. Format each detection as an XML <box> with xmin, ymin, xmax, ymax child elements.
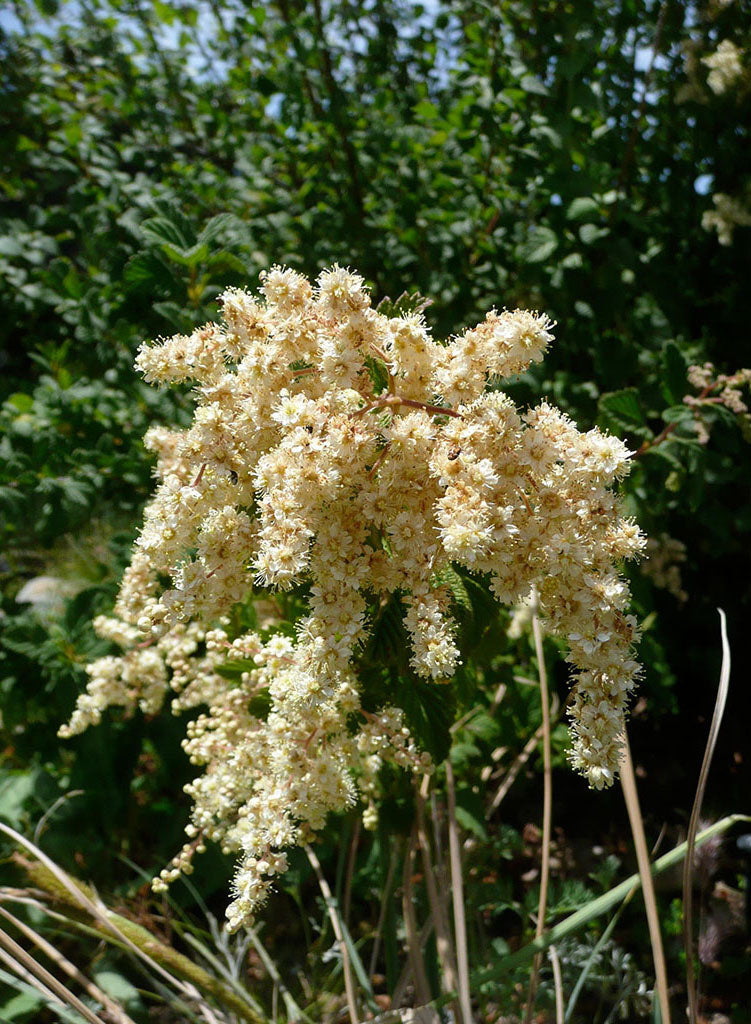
<box><xmin>61</xmin><ymin>266</ymin><xmax>645</xmax><ymax>929</ymax></box>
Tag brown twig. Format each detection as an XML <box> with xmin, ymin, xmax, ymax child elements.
<box><xmin>635</xmin><ymin>381</ymin><xmax>715</xmax><ymax>457</ymax></box>
<box><xmin>352</xmin><ymin>394</ymin><xmax>461</xmax><ymax>420</ymax></box>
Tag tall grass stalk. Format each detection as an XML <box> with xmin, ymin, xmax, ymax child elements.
<box><xmin>415</xmin><ymin>776</ymin><xmax>461</xmax><ymax>1019</ymax></box>
<box><xmin>304</xmin><ymin>843</ymin><xmax>361</xmax><ymax>1023</ymax></box>
<box><xmin>524</xmin><ymin>593</ymin><xmax>554</xmax><ymax>1023</ymax></box>
<box><xmin>0</xmin><ymin>904</ymin><xmax>135</xmax><ymax>1024</ymax></box>
<box><xmin>445</xmin><ymin>760</ymin><xmax>472</xmax><ymax>1024</ymax></box>
<box><xmin>548</xmin><ymin>944</ymin><xmax>564</xmax><ymax>1024</ymax></box>
<box><xmin>0</xmin><ymin>917</ymin><xmax>105</xmax><ymax>1024</ymax></box>
<box><xmin>619</xmin><ymin>731</ymin><xmax>672</xmax><ymax>1024</ymax></box>
<box><xmin>683</xmin><ymin>608</ymin><xmax>731</xmax><ymax>1024</ymax></box>
<box><xmin>399</xmin><ymin>830</ymin><xmax>433</xmax><ymax>1011</ymax></box>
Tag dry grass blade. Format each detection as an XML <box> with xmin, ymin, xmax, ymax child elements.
<box><xmin>0</xmin><ymin>821</ymin><xmax>195</xmax><ymax>1000</ymax></box>
<box><xmin>0</xmin><ymin>904</ymin><xmax>136</xmax><ymax>1024</ymax></box>
<box><xmin>683</xmin><ymin>608</ymin><xmax>731</xmax><ymax>1024</ymax></box>
<box><xmin>445</xmin><ymin>761</ymin><xmax>472</xmax><ymax>1024</ymax></box>
<box><xmin>620</xmin><ymin>731</ymin><xmax>671</xmax><ymax>1024</ymax></box>
<box><xmin>0</xmin><ymin>920</ymin><xmax>105</xmax><ymax>1024</ymax></box>
<box><xmin>397</xmin><ymin>830</ymin><xmax>434</xmax><ymax>1013</ymax></box>
<box><xmin>343</xmin><ymin>817</ymin><xmax>361</xmax><ymax>929</ymax></box>
<box><xmin>304</xmin><ymin>844</ymin><xmax>360</xmax><ymax>1024</ymax></box>
<box><xmin>9</xmin><ymin>846</ymin><xmax>266</xmax><ymax>1023</ymax></box>
<box><xmin>486</xmin><ymin>693</ymin><xmax>560</xmax><ymax>819</ymax></box>
<box><xmin>0</xmin><ymin>946</ymin><xmax>69</xmax><ymax>1013</ymax></box>
<box><xmin>548</xmin><ymin>944</ymin><xmax>564</xmax><ymax>1024</ymax></box>
<box><xmin>524</xmin><ymin>595</ymin><xmax>553</xmax><ymax>1023</ymax></box>
<box><xmin>415</xmin><ymin>776</ymin><xmax>461</xmax><ymax>1020</ymax></box>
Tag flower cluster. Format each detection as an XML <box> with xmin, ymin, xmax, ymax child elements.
<box><xmin>702</xmin><ymin>38</ymin><xmax>744</xmax><ymax>94</ymax></box>
<box><xmin>701</xmin><ymin>192</ymin><xmax>751</xmax><ymax>246</ymax></box>
<box><xmin>685</xmin><ymin>361</ymin><xmax>751</xmax><ymax>442</ymax></box>
<box><xmin>641</xmin><ymin>534</ymin><xmax>689</xmax><ymax>602</ymax></box>
<box><xmin>62</xmin><ymin>266</ymin><xmax>645</xmax><ymax>928</ymax></box>
<box><xmin>676</xmin><ymin>24</ymin><xmax>751</xmax><ymax>246</ymax></box>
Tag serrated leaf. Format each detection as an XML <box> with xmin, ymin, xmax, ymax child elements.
<box><xmin>431</xmin><ymin>564</ymin><xmax>472</xmax><ymax>614</ymax></box>
<box><xmin>248</xmin><ymin>689</ymin><xmax>272</xmax><ymax>719</ymax></box>
<box><xmin>205</xmin><ymin>250</ymin><xmax>250</xmax><ymax>275</ymax></box>
<box><xmin>598</xmin><ymin>388</ymin><xmax>646</xmax><ymax>434</ymax></box>
<box><xmin>376</xmin><ymin>291</ymin><xmax>432</xmax><ymax>318</ymax></box>
<box><xmin>123</xmin><ymin>251</ymin><xmax>174</xmax><ymax>291</ymax></box>
<box><xmin>398</xmin><ymin>676</ymin><xmax>456</xmax><ymax>763</ymax></box>
<box><xmin>140</xmin><ymin>216</ymin><xmax>191</xmax><ymax>249</ymax></box>
<box><xmin>518</xmin><ymin>226</ymin><xmax>558</xmax><ymax>264</ymax></box>
<box><xmin>161</xmin><ymin>241</ymin><xmax>210</xmax><ymax>268</ymax></box>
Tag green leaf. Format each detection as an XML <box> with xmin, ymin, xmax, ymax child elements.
<box><xmin>92</xmin><ymin>969</ymin><xmax>143</xmax><ymax>1013</ymax></box>
<box><xmin>0</xmin><ymin>990</ymin><xmax>45</xmax><ymax>1021</ymax></box>
<box><xmin>518</xmin><ymin>226</ymin><xmax>558</xmax><ymax>264</ymax></box>
<box><xmin>198</xmin><ymin>213</ymin><xmax>238</xmax><ymax>244</ymax></box>
<box><xmin>397</xmin><ymin>675</ymin><xmax>456</xmax><ymax>763</ymax></box>
<box><xmin>414</xmin><ymin>99</ymin><xmax>439</xmax><ymax>120</ymax></box>
<box><xmin>454</xmin><ymin>805</ymin><xmax>488</xmax><ymax>841</ymax></box>
<box><xmin>598</xmin><ymin>388</ymin><xmax>647</xmax><ymax>434</ymax></box>
<box><xmin>215</xmin><ymin>657</ymin><xmax>259</xmax><ymax>679</ymax></box>
<box><xmin>431</xmin><ymin>564</ymin><xmax>472</xmax><ymax>614</ymax></box>
<box><xmin>6</xmin><ymin>393</ymin><xmax>33</xmax><ymax>413</ymax></box>
<box><xmin>376</xmin><ymin>291</ymin><xmax>432</xmax><ymax>318</ymax></box>
<box><xmin>123</xmin><ymin>251</ymin><xmax>174</xmax><ymax>291</ymax></box>
<box><xmin>578</xmin><ymin>223</ymin><xmax>609</xmax><ymax>245</ymax></box>
<box><xmin>566</xmin><ymin>197</ymin><xmax>599</xmax><ymax>221</ymax></box>
<box><xmin>161</xmin><ymin>241</ymin><xmax>210</xmax><ymax>268</ymax></box>
<box><xmin>661</xmin><ymin>341</ymin><xmax>689</xmax><ymax>405</ymax></box>
<box><xmin>520</xmin><ymin>73</ymin><xmax>548</xmax><ymax>95</ymax></box>
<box><xmin>140</xmin><ymin>216</ymin><xmax>191</xmax><ymax>249</ymax></box>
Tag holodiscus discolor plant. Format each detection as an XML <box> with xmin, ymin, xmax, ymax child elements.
<box><xmin>61</xmin><ymin>266</ymin><xmax>645</xmax><ymax>929</ymax></box>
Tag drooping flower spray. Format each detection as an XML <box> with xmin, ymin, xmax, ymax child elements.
<box><xmin>62</xmin><ymin>266</ymin><xmax>645</xmax><ymax>928</ymax></box>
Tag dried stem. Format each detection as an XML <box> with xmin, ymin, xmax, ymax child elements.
<box><xmin>683</xmin><ymin>609</ymin><xmax>731</xmax><ymax>1024</ymax></box>
<box><xmin>401</xmin><ymin>828</ymin><xmax>432</xmax><ymax>1008</ymax></box>
<box><xmin>445</xmin><ymin>761</ymin><xmax>472</xmax><ymax>1024</ymax></box>
<box><xmin>368</xmin><ymin>839</ymin><xmax>400</xmax><ymax>980</ymax></box>
<box><xmin>620</xmin><ymin>732</ymin><xmax>672</xmax><ymax>1024</ymax></box>
<box><xmin>415</xmin><ymin>776</ymin><xmax>461</xmax><ymax>1019</ymax></box>
<box><xmin>0</xmin><ymin>922</ymin><xmax>105</xmax><ymax>1024</ymax></box>
<box><xmin>0</xmin><ymin>904</ymin><xmax>135</xmax><ymax>1024</ymax></box>
<box><xmin>351</xmin><ymin>394</ymin><xmax>461</xmax><ymax>420</ymax></box>
<box><xmin>7</xmin><ymin>845</ymin><xmax>265</xmax><ymax>1024</ymax></box>
<box><xmin>524</xmin><ymin>594</ymin><xmax>553</xmax><ymax>1022</ymax></box>
<box><xmin>305</xmin><ymin>844</ymin><xmax>360</xmax><ymax>1024</ymax></box>
<box><xmin>549</xmin><ymin>944</ymin><xmax>564</xmax><ymax>1024</ymax></box>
